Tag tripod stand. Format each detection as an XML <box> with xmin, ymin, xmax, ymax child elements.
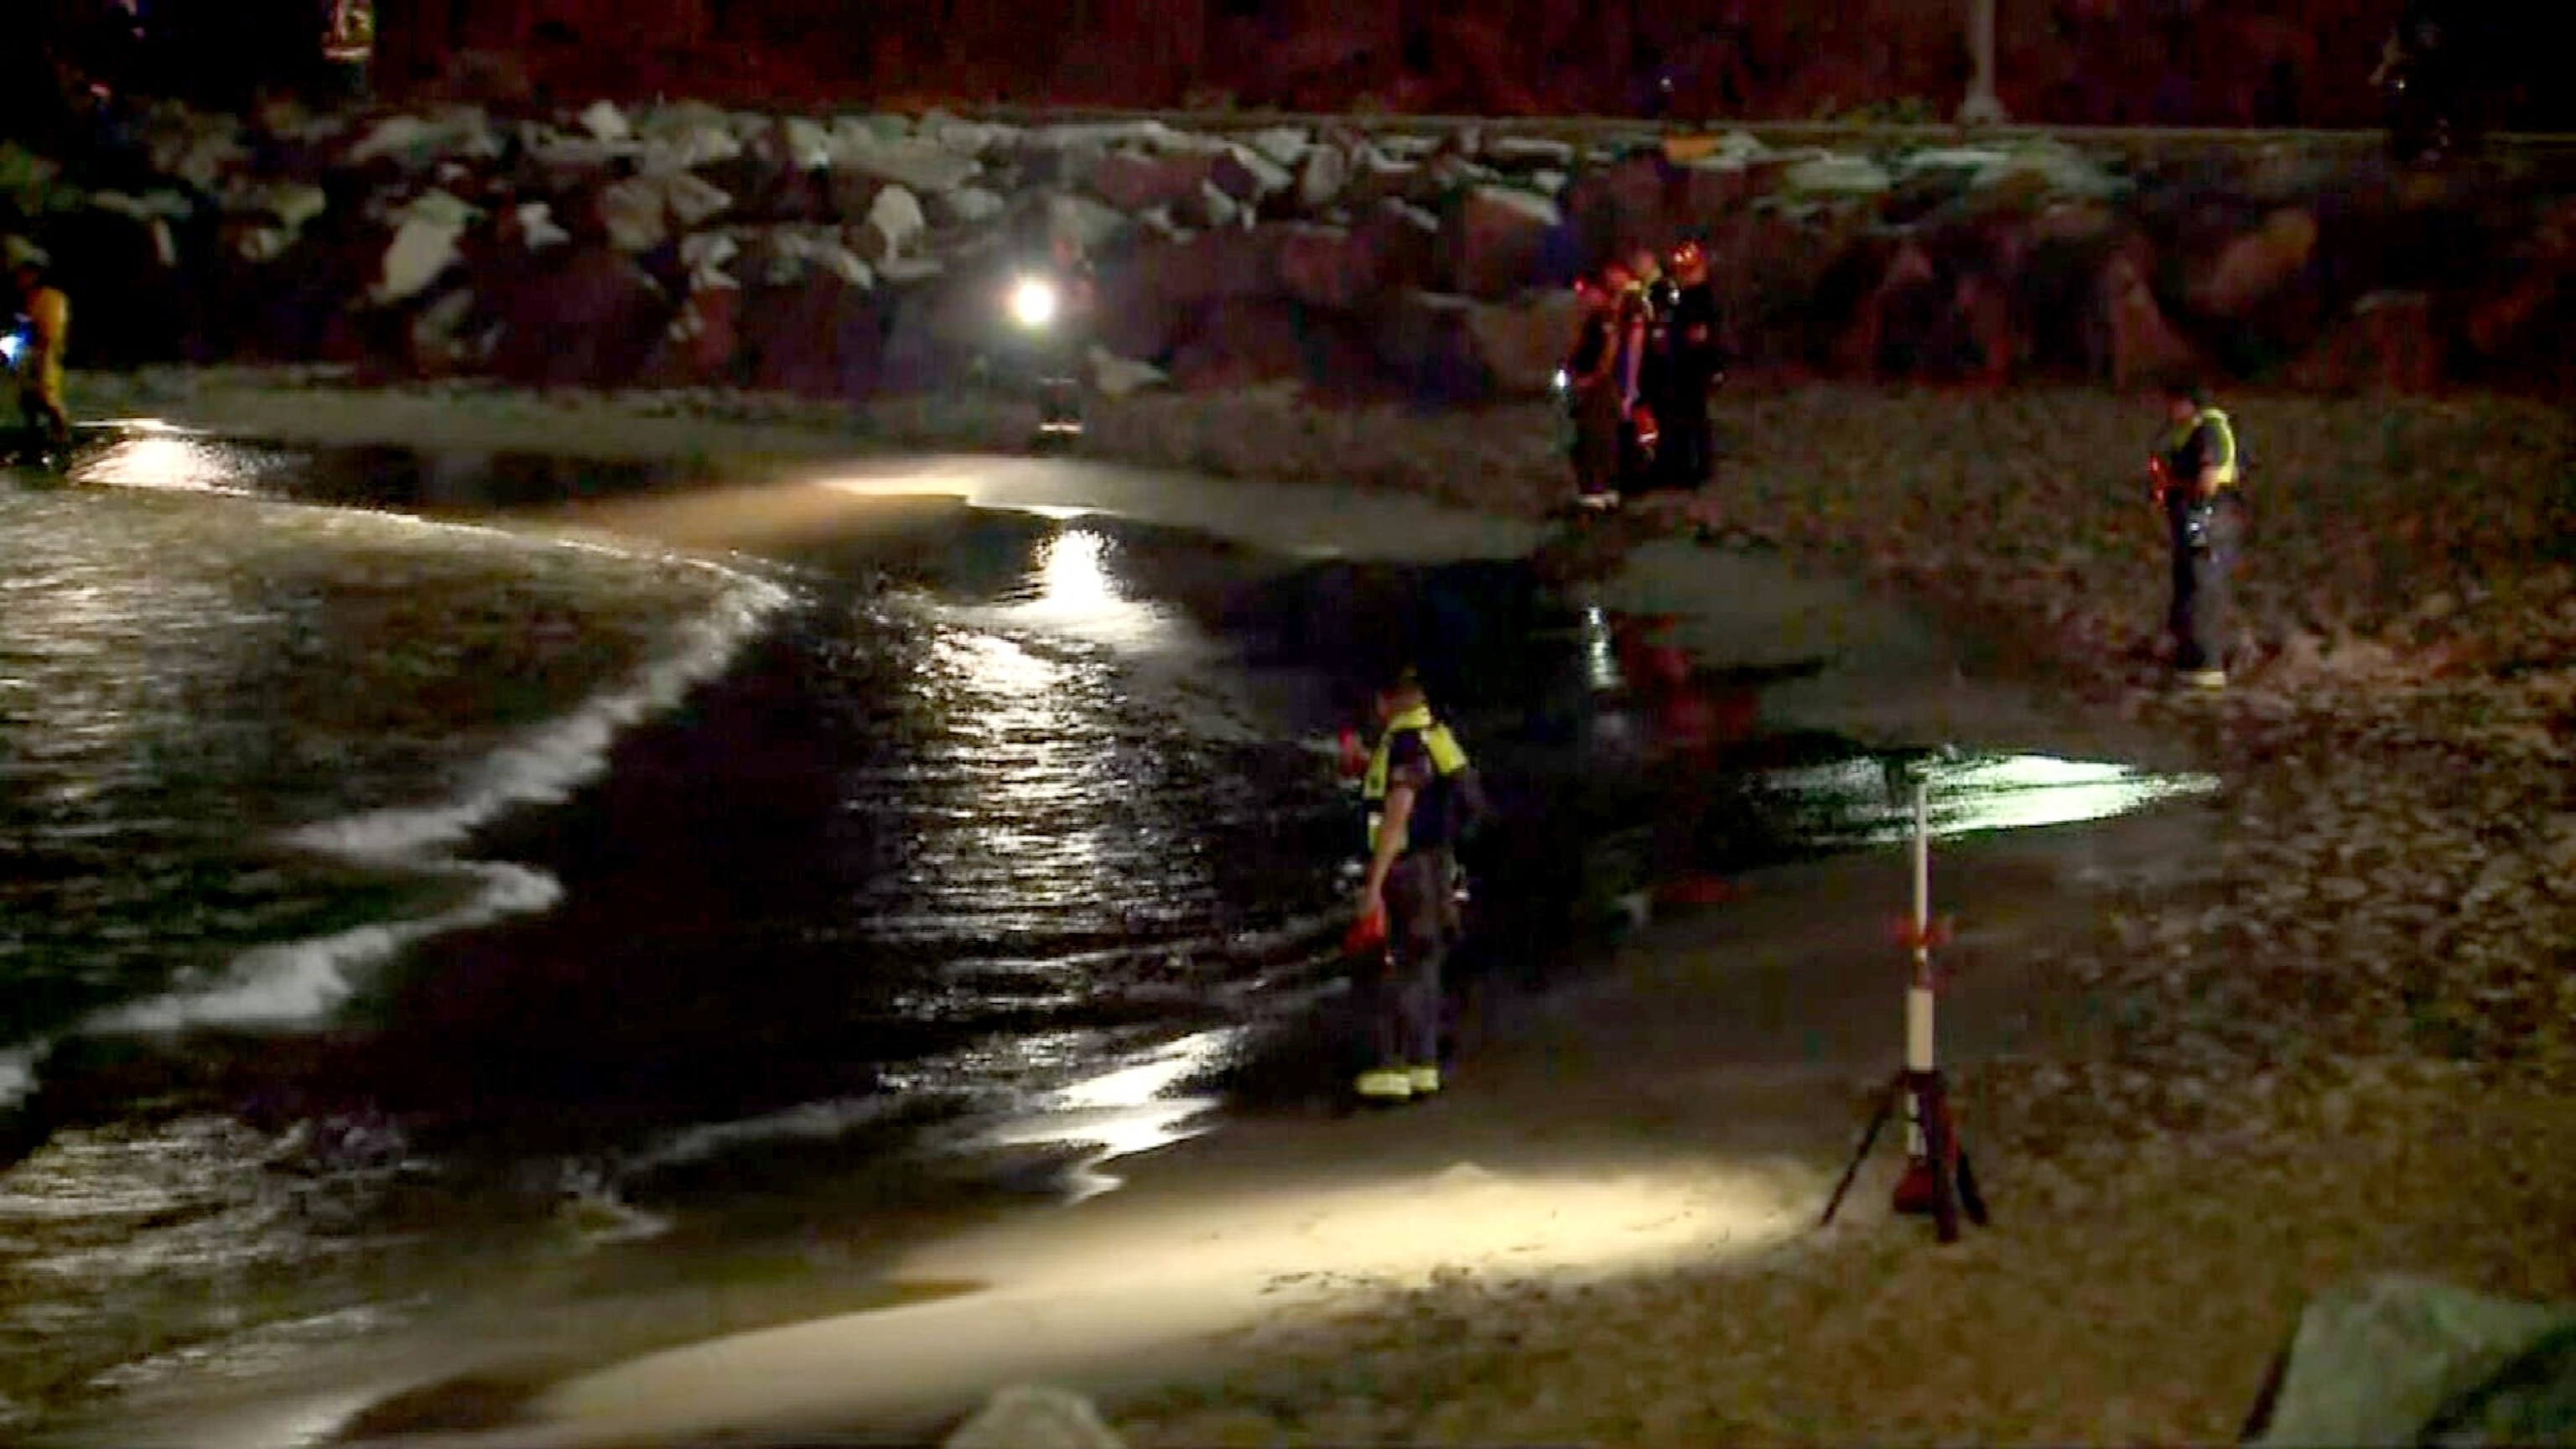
<box><xmin>1820</xmin><ymin>764</ymin><xmax>1991</xmax><ymax>1243</ymax></box>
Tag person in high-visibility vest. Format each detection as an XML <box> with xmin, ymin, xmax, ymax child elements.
<box><xmin>8</xmin><ymin>239</ymin><xmax>71</xmax><ymax>456</ymax></box>
<box><xmin>2148</xmin><ymin>382</ymin><xmax>2246</xmax><ymax>690</ymax></box>
<box><xmin>1351</xmin><ymin>667</ymin><xmax>1489</xmax><ymax>1103</ymax></box>
<box><xmin>319</xmin><ymin>0</ymin><xmax>376</xmax><ymax>104</ymax></box>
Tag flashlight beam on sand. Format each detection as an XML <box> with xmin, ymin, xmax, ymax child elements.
<box><xmin>1768</xmin><ymin>750</ymin><xmax>2220</xmax><ymax>845</ymax></box>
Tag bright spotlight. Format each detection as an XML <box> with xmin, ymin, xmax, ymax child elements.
<box><xmin>1009</xmin><ymin>275</ymin><xmax>1058</xmax><ymax>330</ymax></box>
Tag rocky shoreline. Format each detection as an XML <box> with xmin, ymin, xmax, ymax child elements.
<box><xmin>10</xmin><ymin>100</ymin><xmax>2576</xmax><ymax>411</ymax></box>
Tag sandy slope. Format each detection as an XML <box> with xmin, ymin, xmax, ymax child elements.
<box><xmin>36</xmin><ymin>369</ymin><xmax>2576</xmax><ymax>1448</ymax></box>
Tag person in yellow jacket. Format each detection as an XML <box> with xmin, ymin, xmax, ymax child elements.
<box><xmin>1352</xmin><ymin>667</ymin><xmax>1488</xmax><ymax>1104</ymax></box>
<box><xmin>2148</xmin><ymin>382</ymin><xmax>2246</xmax><ymax>690</ymax></box>
<box><xmin>8</xmin><ymin>241</ymin><xmax>70</xmax><ymax>455</ymax></box>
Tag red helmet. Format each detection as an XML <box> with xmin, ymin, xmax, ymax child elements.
<box><xmin>1668</xmin><ymin>239</ymin><xmax>1706</xmax><ymax>271</ymax></box>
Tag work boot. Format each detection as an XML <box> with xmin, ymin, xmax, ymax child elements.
<box><xmin>1353</xmin><ymin>1068</ymin><xmax>1414</xmax><ymax>1102</ymax></box>
<box><xmin>2180</xmin><ymin>667</ymin><xmax>2227</xmax><ymax>692</ymax></box>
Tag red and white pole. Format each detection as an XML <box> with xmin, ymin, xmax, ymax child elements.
<box><xmin>1900</xmin><ymin>776</ymin><xmax>1937</xmax><ymax>1185</ymax></box>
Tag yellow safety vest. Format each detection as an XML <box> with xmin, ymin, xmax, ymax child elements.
<box><xmin>1362</xmin><ymin>704</ymin><xmax>1471</xmax><ymax>855</ymax></box>
<box><xmin>2161</xmin><ymin>407</ymin><xmax>2239</xmax><ymax>489</ymax></box>
<box><xmin>25</xmin><ymin>286</ymin><xmax>68</xmax><ymax>404</ymax></box>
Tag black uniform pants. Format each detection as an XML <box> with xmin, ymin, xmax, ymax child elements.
<box><xmin>18</xmin><ymin>387</ymin><xmax>68</xmax><ymax>454</ymax></box>
<box><xmin>1571</xmin><ymin>384</ymin><xmax>1623</xmax><ymax>497</ymax></box>
<box><xmin>1369</xmin><ymin>847</ymin><xmax>1457</xmax><ymax>1070</ymax></box>
<box><xmin>1654</xmin><ymin>380</ymin><xmax>1714</xmax><ymax>490</ymax></box>
<box><xmin>2167</xmin><ymin>492</ymin><xmax>2246</xmax><ymax>673</ymax></box>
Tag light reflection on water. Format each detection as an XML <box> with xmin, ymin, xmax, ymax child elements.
<box><xmin>65</xmin><ymin>418</ymin><xmax>288</xmax><ymax>497</ymax></box>
<box><xmin>979</xmin><ymin>1028</ymin><xmax>1240</xmax><ymax>1203</ymax></box>
<box><xmin>1770</xmin><ymin>750</ymin><xmax>2222</xmax><ymax>845</ymax></box>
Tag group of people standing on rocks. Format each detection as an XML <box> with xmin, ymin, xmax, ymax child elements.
<box><xmin>1558</xmin><ymin>239</ymin><xmax>1727</xmax><ymax>512</ymax></box>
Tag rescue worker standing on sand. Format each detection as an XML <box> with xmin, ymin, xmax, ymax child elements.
<box><xmin>2148</xmin><ymin>382</ymin><xmax>2246</xmax><ymax>690</ymax></box>
<box><xmin>1659</xmin><ymin>238</ymin><xmax>1725</xmax><ymax>491</ymax></box>
<box><xmin>1564</xmin><ymin>272</ymin><xmax>1624</xmax><ymax>510</ymax></box>
<box><xmin>1353</xmin><ymin>667</ymin><xmax>1486</xmax><ymax>1104</ymax></box>
<box><xmin>8</xmin><ymin>239</ymin><xmax>71</xmax><ymax>457</ymax></box>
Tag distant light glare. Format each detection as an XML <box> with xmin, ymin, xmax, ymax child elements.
<box><xmin>1010</xmin><ymin>275</ymin><xmax>1057</xmax><ymax>330</ymax></box>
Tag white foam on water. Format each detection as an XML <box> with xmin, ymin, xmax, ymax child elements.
<box><xmin>75</xmin><ymin>544</ymin><xmax>794</xmax><ymax>1041</ymax></box>
<box><xmin>0</xmin><ymin>1045</ymin><xmax>38</xmax><ymax>1111</ymax></box>
<box><xmin>628</xmin><ymin>1093</ymin><xmax>928</xmax><ymax>1177</ymax></box>
<box><xmin>91</xmin><ymin>863</ymin><xmax>561</xmax><ymax>1031</ymax></box>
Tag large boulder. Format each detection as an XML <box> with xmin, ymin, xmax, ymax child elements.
<box><xmin>1702</xmin><ymin>209</ymin><xmax>1875</xmax><ymax>371</ymax></box>
<box><xmin>1438</xmin><ymin>186</ymin><xmax>1560</xmax><ymax>299</ymax></box>
<box><xmin>1088</xmin><ymin>149</ymin><xmax>1220</xmax><ymax>214</ymax></box>
<box><xmin>1166</xmin><ymin>299</ymin><xmax>1350</xmax><ymax>391</ymax></box>
<box><xmin>827</xmin><ymin>129</ymin><xmax>984</xmax><ymax>195</ymax></box>
<box><xmin>736</xmin><ymin>271</ymin><xmax>886</xmax><ymax>397</ymax></box>
<box><xmin>731</xmin><ymin>225</ymin><xmax>875</xmax><ymax>289</ymax></box>
<box><xmin>483</xmin><ymin>244</ymin><xmax>673</xmax><ymax>388</ymax></box>
<box><xmin>1209</xmin><ymin>146</ymin><xmax>1295</xmax><ymax>209</ymax></box>
<box><xmin>2457</xmin><ymin>196</ymin><xmax>2576</xmax><ymax>377</ymax></box>
<box><xmin>2008</xmin><ymin>204</ymin><xmax>2139</xmax><ymax>378</ymax></box>
<box><xmin>1368</xmin><ymin>289</ymin><xmax>1490</xmax><ymax>402</ymax></box>
<box><xmin>2283</xmin><ymin>291</ymin><xmax>2444</xmax><ymax>392</ymax></box>
<box><xmin>640</xmin><ymin>271</ymin><xmax>745</xmax><ymax>389</ymax></box>
<box><xmin>1836</xmin><ymin>236</ymin><xmax>1941</xmax><ymax>377</ymax></box>
<box><xmin>1134</xmin><ymin>227</ymin><xmax>1285</xmax><ymax>311</ymax></box>
<box><xmin>1356</xmin><ymin>199</ymin><xmax>1443</xmax><ymax>293</ymax></box>
<box><xmin>340</xmin><ymin>109</ymin><xmax>507</xmax><ymax>174</ymax></box>
<box><xmin>1562</xmin><ymin>151</ymin><xmax>1680</xmax><ymax>267</ymax></box>
<box><xmin>699</xmin><ymin>120</ymin><xmax>828</xmax><ymax>223</ymax></box>
<box><xmin>2187</xmin><ymin>206</ymin><xmax>2320</xmax><ymax>319</ymax></box>
<box><xmin>880</xmin><ymin>272</ymin><xmax>1025</xmax><ymax>391</ymax></box>
<box><xmin>218</xmin><ymin>180</ymin><xmax>330</xmax><ymax>262</ymax></box>
<box><xmin>1087</xmin><ymin>273</ymin><xmax>1190</xmax><ymax>363</ymax></box>
<box><xmin>944</xmin><ymin>1385</ymin><xmax>1124</xmax><ymax>1449</ymax></box>
<box><xmin>856</xmin><ymin>184</ymin><xmax>928</xmax><ymax>265</ymax></box>
<box><xmin>1338</xmin><ymin>146</ymin><xmax>1430</xmax><ymax>211</ymax></box>
<box><xmin>370</xmin><ymin>190</ymin><xmax>480</xmax><ymax>305</ymax></box>
<box><xmin>1274</xmin><ymin>223</ymin><xmax>1380</xmax><ymax>310</ymax></box>
<box><xmin>931</xmin><ymin>185</ymin><xmax>1009</xmax><ymax>229</ymax></box>
<box><xmin>1464</xmin><ymin>290</ymin><xmax>1583</xmax><ymax>395</ymax></box>
<box><xmin>1296</xmin><ymin>142</ymin><xmax>1351</xmax><ymax>212</ymax></box>
<box><xmin>142</xmin><ymin>111</ymin><xmax>250</xmax><ymax>193</ymax></box>
<box><xmin>627</xmin><ymin>101</ymin><xmax>745</xmax><ymax>175</ymax></box>
<box><xmin>2244</xmin><ymin>1276</ymin><xmax>2576</xmax><ymax>1446</ymax></box>
<box><xmin>596</xmin><ymin>172</ymin><xmax>732</xmax><ymax>252</ymax></box>
<box><xmin>2098</xmin><ymin>242</ymin><xmax>2202</xmax><ymax>388</ymax></box>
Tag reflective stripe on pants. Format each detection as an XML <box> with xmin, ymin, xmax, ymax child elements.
<box><xmin>2168</xmin><ymin>493</ymin><xmax>2246</xmax><ymax>673</ymax></box>
<box><xmin>1368</xmin><ymin>848</ymin><xmax>1457</xmax><ymax>1071</ymax></box>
